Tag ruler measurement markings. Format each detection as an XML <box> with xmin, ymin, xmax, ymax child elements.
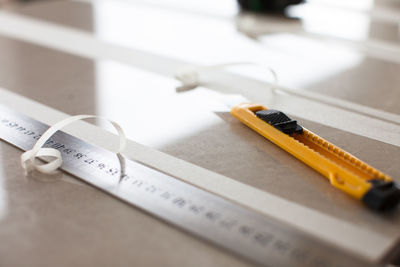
<box><xmin>0</xmin><ymin>105</ymin><xmax>376</xmax><ymax>267</ymax></box>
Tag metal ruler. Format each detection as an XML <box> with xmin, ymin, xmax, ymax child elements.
<box><xmin>0</xmin><ymin>105</ymin><xmax>379</xmax><ymax>267</ymax></box>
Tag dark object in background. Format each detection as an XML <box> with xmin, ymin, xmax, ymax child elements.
<box><xmin>238</xmin><ymin>0</ymin><xmax>304</xmax><ymax>12</ymax></box>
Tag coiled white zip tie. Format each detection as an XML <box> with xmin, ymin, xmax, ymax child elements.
<box><xmin>21</xmin><ymin>115</ymin><xmax>126</xmax><ymax>175</ymax></box>
<box><xmin>174</xmin><ymin>62</ymin><xmax>279</xmax><ymax>92</ymax></box>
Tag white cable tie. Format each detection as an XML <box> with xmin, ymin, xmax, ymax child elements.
<box><xmin>21</xmin><ymin>115</ymin><xmax>126</xmax><ymax>175</ymax></box>
<box><xmin>174</xmin><ymin>62</ymin><xmax>278</xmax><ymax>92</ymax></box>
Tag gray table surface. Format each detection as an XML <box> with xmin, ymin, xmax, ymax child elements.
<box><xmin>0</xmin><ymin>0</ymin><xmax>399</xmax><ymax>266</ymax></box>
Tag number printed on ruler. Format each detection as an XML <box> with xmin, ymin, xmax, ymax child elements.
<box><xmin>0</xmin><ymin>105</ymin><xmax>375</xmax><ymax>267</ymax></box>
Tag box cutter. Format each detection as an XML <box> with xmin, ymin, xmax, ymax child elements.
<box><xmin>231</xmin><ymin>103</ymin><xmax>400</xmax><ymax>211</ymax></box>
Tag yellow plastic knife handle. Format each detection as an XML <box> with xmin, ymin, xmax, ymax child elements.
<box><xmin>231</xmin><ymin>103</ymin><xmax>400</xmax><ymax>211</ymax></box>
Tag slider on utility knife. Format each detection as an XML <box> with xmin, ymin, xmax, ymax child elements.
<box><xmin>231</xmin><ymin>103</ymin><xmax>400</xmax><ymax>211</ymax></box>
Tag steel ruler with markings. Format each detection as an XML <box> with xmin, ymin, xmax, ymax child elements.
<box><xmin>0</xmin><ymin>104</ymin><xmax>381</xmax><ymax>267</ymax></box>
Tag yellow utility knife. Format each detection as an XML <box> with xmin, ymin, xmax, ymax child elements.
<box><xmin>231</xmin><ymin>103</ymin><xmax>400</xmax><ymax>211</ymax></box>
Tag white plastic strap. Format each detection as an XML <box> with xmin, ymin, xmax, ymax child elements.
<box><xmin>174</xmin><ymin>62</ymin><xmax>278</xmax><ymax>92</ymax></box>
<box><xmin>21</xmin><ymin>115</ymin><xmax>126</xmax><ymax>175</ymax></box>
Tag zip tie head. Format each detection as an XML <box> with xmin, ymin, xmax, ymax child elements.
<box><xmin>21</xmin><ymin>148</ymin><xmax>62</xmax><ymax>176</ymax></box>
<box><xmin>174</xmin><ymin>68</ymin><xmax>200</xmax><ymax>92</ymax></box>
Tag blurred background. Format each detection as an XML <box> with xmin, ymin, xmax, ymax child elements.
<box><xmin>0</xmin><ymin>1</ymin><xmax>400</xmax><ymax>266</ymax></box>
<box><xmin>0</xmin><ymin>0</ymin><xmax>399</xmax><ymax>145</ymax></box>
